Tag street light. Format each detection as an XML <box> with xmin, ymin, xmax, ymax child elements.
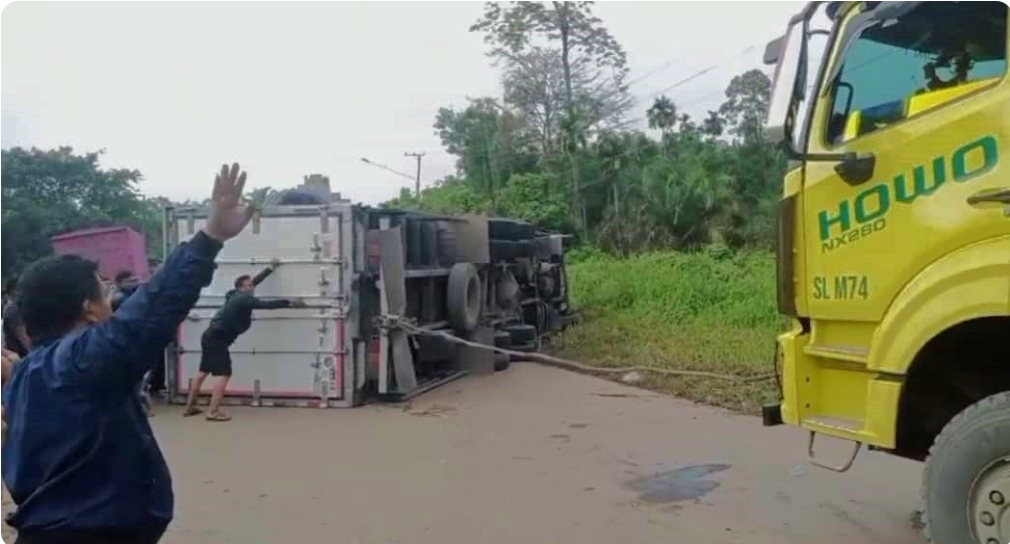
<box><xmin>359</xmin><ymin>157</ymin><xmax>415</xmax><ymax>181</ymax></box>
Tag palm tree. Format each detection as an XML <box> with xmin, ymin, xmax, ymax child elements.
<box><xmin>646</xmin><ymin>95</ymin><xmax>678</xmax><ymax>135</ymax></box>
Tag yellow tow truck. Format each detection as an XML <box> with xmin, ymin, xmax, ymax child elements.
<box><xmin>760</xmin><ymin>1</ymin><xmax>1009</xmax><ymax>542</ymax></box>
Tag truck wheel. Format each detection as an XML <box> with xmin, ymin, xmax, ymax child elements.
<box><xmin>924</xmin><ymin>391</ymin><xmax>1010</xmax><ymax>544</ymax></box>
<box><xmin>436</xmin><ymin>221</ymin><xmax>458</xmax><ymax>266</ymax></box>
<box><xmin>420</xmin><ymin>221</ymin><xmax>438</xmax><ymax>266</ymax></box>
<box><xmin>447</xmin><ymin>263</ymin><xmax>481</xmax><ymax>334</ymax></box>
<box><xmin>493</xmin><ymin>331</ymin><xmax>512</xmax><ymax>371</ymax></box>
<box><xmin>502</xmin><ymin>324</ymin><xmax>537</xmax><ymax>361</ymax></box>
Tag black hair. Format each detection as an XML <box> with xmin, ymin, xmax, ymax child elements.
<box><xmin>234</xmin><ymin>275</ymin><xmax>252</xmax><ymax>289</ymax></box>
<box><xmin>18</xmin><ymin>254</ymin><xmax>103</xmax><ymax>342</ymax></box>
<box><xmin>3</xmin><ymin>276</ymin><xmax>17</xmax><ymax>295</ymax></box>
<box><xmin>114</xmin><ymin>270</ymin><xmax>134</xmax><ymax>283</ymax></box>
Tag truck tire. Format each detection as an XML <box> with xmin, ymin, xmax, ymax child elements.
<box><xmin>406</xmin><ymin>220</ymin><xmax>421</xmax><ymax>266</ymax></box>
<box><xmin>493</xmin><ymin>331</ymin><xmax>512</xmax><ymax>371</ymax></box>
<box><xmin>502</xmin><ymin>324</ymin><xmax>537</xmax><ymax>347</ymax></box>
<box><xmin>488</xmin><ymin>218</ymin><xmax>536</xmax><ymax>241</ymax></box>
<box><xmin>436</xmin><ymin>221</ymin><xmax>458</xmax><ymax>266</ymax></box>
<box><xmin>490</xmin><ymin>240</ymin><xmax>538</xmax><ymax>262</ymax></box>
<box><xmin>447</xmin><ymin>263</ymin><xmax>481</xmax><ymax>334</ymax></box>
<box><xmin>923</xmin><ymin>391</ymin><xmax>1010</xmax><ymax>544</ymax></box>
<box><xmin>420</xmin><ymin>221</ymin><xmax>438</xmax><ymax>266</ymax></box>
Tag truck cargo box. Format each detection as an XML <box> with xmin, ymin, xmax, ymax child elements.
<box><xmin>164</xmin><ymin>203</ymin><xmax>360</xmax><ymax>408</ymax></box>
<box><xmin>50</xmin><ymin>226</ymin><xmax>150</xmax><ymax>280</ymax></box>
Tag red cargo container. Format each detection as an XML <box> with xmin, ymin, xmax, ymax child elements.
<box><xmin>49</xmin><ymin>226</ymin><xmax>150</xmax><ymax>281</ymax></box>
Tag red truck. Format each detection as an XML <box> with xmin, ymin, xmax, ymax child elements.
<box><xmin>49</xmin><ymin>226</ymin><xmax>151</xmax><ymax>281</ymax></box>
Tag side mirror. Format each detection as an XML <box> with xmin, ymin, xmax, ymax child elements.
<box><xmin>834</xmin><ymin>153</ymin><xmax>877</xmax><ymax>185</ymax></box>
<box><xmin>764</xmin><ymin>24</ymin><xmax>804</xmax><ymax>144</ymax></box>
<box><xmin>764</xmin><ymin>35</ymin><xmax>784</xmax><ymax>66</ymax></box>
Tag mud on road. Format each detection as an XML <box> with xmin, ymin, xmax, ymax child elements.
<box><xmin>4</xmin><ymin>364</ymin><xmax>925</xmax><ymax>544</ymax></box>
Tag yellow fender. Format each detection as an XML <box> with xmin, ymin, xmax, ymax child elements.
<box><xmin>869</xmin><ymin>235</ymin><xmax>1010</xmax><ymax>376</ymax></box>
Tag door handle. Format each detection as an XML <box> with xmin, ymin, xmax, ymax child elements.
<box><xmin>966</xmin><ymin>188</ymin><xmax>1010</xmax><ymax>206</ymax></box>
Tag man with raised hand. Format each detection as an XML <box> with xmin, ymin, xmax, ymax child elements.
<box><xmin>1</xmin><ymin>163</ymin><xmax>255</xmax><ymax>544</ymax></box>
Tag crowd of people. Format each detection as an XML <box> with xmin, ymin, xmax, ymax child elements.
<box><xmin>0</xmin><ymin>163</ymin><xmax>262</xmax><ymax>544</ymax></box>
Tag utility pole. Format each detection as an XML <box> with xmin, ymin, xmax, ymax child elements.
<box><xmin>404</xmin><ymin>151</ymin><xmax>425</xmax><ymax>197</ymax></box>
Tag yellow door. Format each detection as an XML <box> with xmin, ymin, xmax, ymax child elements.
<box><xmin>801</xmin><ymin>2</ymin><xmax>1009</xmax><ymax>333</ymax></box>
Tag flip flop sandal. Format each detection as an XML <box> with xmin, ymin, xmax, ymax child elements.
<box><xmin>182</xmin><ymin>407</ymin><xmax>204</xmax><ymax>417</ymax></box>
<box><xmin>206</xmin><ymin>413</ymin><xmax>232</xmax><ymax>422</ymax></box>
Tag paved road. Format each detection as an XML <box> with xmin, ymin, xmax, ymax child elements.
<box><xmin>5</xmin><ymin>364</ymin><xmax>925</xmax><ymax>544</ymax></box>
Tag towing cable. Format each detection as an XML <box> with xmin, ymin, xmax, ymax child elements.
<box><xmin>378</xmin><ymin>315</ymin><xmax>776</xmax><ymax>384</ymax></box>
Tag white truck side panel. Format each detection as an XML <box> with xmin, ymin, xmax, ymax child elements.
<box><xmin>164</xmin><ymin>204</ymin><xmax>360</xmax><ymax>407</ymax></box>
<box><xmin>176</xmin><ymin>308</ymin><xmax>344</xmax><ymax>399</ymax></box>
<box><xmin>176</xmin><ymin>214</ymin><xmax>344</xmax><ymax>302</ymax></box>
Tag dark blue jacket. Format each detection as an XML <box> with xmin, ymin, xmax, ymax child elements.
<box><xmin>110</xmin><ymin>284</ymin><xmax>139</xmax><ymax>312</ymax></box>
<box><xmin>2</xmin><ymin>231</ymin><xmax>222</xmax><ymax>533</ymax></box>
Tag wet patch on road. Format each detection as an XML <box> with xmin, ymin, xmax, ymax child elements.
<box><xmin>627</xmin><ymin>463</ymin><xmax>731</xmax><ymax>504</ymax></box>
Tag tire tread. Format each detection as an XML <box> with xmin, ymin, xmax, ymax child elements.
<box><xmin>922</xmin><ymin>390</ymin><xmax>1010</xmax><ymax>543</ymax></box>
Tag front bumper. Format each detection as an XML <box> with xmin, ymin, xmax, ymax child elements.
<box><xmin>763</xmin><ymin>403</ymin><xmax>784</xmax><ymax>426</ymax></box>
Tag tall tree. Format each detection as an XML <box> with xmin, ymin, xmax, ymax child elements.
<box><xmin>433</xmin><ymin>97</ymin><xmax>537</xmax><ymax>207</ymax></box>
<box><xmin>700</xmin><ymin>110</ymin><xmax>725</xmax><ymax>140</ymax></box>
<box><xmin>501</xmin><ymin>46</ymin><xmax>633</xmax><ymax>152</ymax></box>
<box><xmin>471</xmin><ymin>1</ymin><xmax>631</xmax><ymax>236</ymax></box>
<box><xmin>1</xmin><ymin>147</ymin><xmax>156</xmax><ymax>276</ymax></box>
<box><xmin>718</xmin><ymin>68</ymin><xmax>772</xmax><ymax>142</ymax></box>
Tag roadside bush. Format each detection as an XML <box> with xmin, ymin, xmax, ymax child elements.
<box><xmin>555</xmin><ymin>249</ymin><xmax>782</xmax><ymax>412</ymax></box>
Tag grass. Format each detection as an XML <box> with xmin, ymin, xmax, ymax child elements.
<box><xmin>552</xmin><ymin>247</ymin><xmax>784</xmax><ymax>413</ymax></box>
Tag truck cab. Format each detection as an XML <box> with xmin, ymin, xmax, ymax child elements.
<box><xmin>761</xmin><ymin>2</ymin><xmax>1008</xmax><ymax>543</ymax></box>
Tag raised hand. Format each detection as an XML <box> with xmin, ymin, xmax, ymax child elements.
<box><xmin>203</xmin><ymin>163</ymin><xmax>256</xmax><ymax>242</ymax></box>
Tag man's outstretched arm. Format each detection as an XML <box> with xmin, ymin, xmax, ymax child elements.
<box><xmin>248</xmin><ymin>296</ymin><xmax>294</xmax><ymax>310</ymax></box>
<box><xmin>251</xmin><ymin>267</ymin><xmax>274</xmax><ymax>286</ymax></box>
<box><xmin>77</xmin><ymin>231</ymin><xmax>222</xmax><ymax>391</ymax></box>
<box><xmin>251</xmin><ymin>258</ymin><xmax>281</xmax><ymax>286</ymax></box>
<box><xmin>70</xmin><ymin>163</ymin><xmax>255</xmax><ymax>395</ymax></box>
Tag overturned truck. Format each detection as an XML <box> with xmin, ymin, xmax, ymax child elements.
<box><xmin>163</xmin><ymin>176</ymin><xmax>573</xmax><ymax>408</ymax></box>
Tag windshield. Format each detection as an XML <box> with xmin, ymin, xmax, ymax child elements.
<box><xmin>825</xmin><ymin>1</ymin><xmax>1007</xmax><ymax>144</ymax></box>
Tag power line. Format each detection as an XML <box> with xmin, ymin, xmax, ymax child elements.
<box><xmin>647</xmin><ymin>45</ymin><xmax>758</xmax><ymax>98</ymax></box>
<box><xmin>562</xmin><ymin>41</ymin><xmax>767</xmax><ymax>125</ymax></box>
<box><xmin>610</xmin><ymin>44</ymin><xmax>764</xmax><ymax>131</ymax></box>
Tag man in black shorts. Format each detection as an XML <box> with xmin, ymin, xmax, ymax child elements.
<box><xmin>182</xmin><ymin>263</ymin><xmax>303</xmax><ymax>421</ymax></box>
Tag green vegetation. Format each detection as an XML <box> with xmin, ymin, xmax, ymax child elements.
<box><xmin>554</xmin><ymin>249</ymin><xmax>782</xmax><ymax>412</ymax></box>
<box><xmin>385</xmin><ymin>3</ymin><xmax>784</xmax><ymax>257</ymax></box>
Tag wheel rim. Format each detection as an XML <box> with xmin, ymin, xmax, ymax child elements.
<box><xmin>970</xmin><ymin>457</ymin><xmax>1010</xmax><ymax>543</ymax></box>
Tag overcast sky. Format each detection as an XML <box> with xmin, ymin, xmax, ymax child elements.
<box><xmin>1</xmin><ymin>1</ymin><xmax>804</xmax><ymax>204</ymax></box>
